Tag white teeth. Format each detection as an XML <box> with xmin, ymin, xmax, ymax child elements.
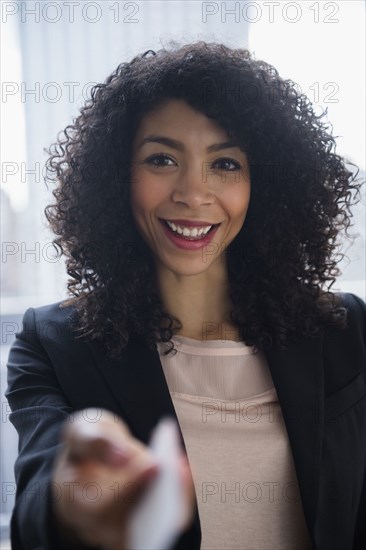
<box><xmin>165</xmin><ymin>220</ymin><xmax>214</xmax><ymax>239</ymax></box>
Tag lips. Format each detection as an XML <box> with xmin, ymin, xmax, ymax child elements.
<box><xmin>159</xmin><ymin>218</ymin><xmax>221</xmax><ymax>250</ymax></box>
<box><xmin>160</xmin><ymin>219</ymin><xmax>220</xmax><ymax>241</ymax></box>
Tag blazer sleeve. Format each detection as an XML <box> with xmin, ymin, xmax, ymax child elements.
<box><xmin>5</xmin><ymin>307</ymin><xmax>96</xmax><ymax>550</ymax></box>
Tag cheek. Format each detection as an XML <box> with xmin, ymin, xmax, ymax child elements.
<box><xmin>225</xmin><ymin>184</ymin><xmax>251</xmax><ymax>223</ymax></box>
<box><xmin>131</xmin><ymin>171</ymin><xmax>172</xmax><ymax>218</ymax></box>
<box><xmin>130</xmin><ymin>170</ymin><xmax>155</xmax><ymax>216</ymax></box>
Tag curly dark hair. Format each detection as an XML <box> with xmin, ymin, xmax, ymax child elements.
<box><xmin>44</xmin><ymin>40</ymin><xmax>363</xmax><ymax>359</ymax></box>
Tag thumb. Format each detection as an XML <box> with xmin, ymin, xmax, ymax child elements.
<box><xmin>67</xmin><ymin>435</ymin><xmax>132</xmax><ymax>466</ymax></box>
<box><xmin>63</xmin><ymin>423</ymin><xmax>132</xmax><ymax>467</ymax></box>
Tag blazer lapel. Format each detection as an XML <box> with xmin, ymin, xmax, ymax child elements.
<box><xmin>264</xmin><ymin>334</ymin><xmax>324</xmax><ymax>538</ymax></box>
<box><xmin>87</xmin><ymin>336</ymin><xmax>188</xmax><ymax>449</ymax></box>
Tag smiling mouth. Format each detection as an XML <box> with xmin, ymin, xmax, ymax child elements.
<box><xmin>159</xmin><ymin>219</ymin><xmax>220</xmax><ymax>240</ymax></box>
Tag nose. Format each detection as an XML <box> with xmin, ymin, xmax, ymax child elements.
<box><xmin>171</xmin><ymin>163</ymin><xmax>215</xmax><ymax>209</ymax></box>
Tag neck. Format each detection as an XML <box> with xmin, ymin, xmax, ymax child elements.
<box><xmin>155</xmin><ymin>259</ymin><xmax>239</xmax><ymax>341</ymax></box>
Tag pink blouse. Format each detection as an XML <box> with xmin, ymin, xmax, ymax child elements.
<box><xmin>156</xmin><ymin>335</ymin><xmax>313</xmax><ymax>550</ymax></box>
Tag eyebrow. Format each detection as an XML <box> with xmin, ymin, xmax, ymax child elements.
<box><xmin>137</xmin><ymin>135</ymin><xmax>240</xmax><ymax>153</ymax></box>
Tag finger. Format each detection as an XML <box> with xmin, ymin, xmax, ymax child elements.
<box><xmin>66</xmin><ymin>414</ymin><xmax>133</xmax><ymax>464</ymax></box>
<box><xmin>65</xmin><ymin>432</ymin><xmax>132</xmax><ymax>467</ymax></box>
<box><xmin>121</xmin><ymin>462</ymin><xmax>161</xmax><ymax>509</ymax></box>
<box><xmin>96</xmin><ymin>461</ymin><xmax>161</xmax><ymax>546</ymax></box>
<box><xmin>62</xmin><ymin>409</ymin><xmax>138</xmax><ymax>466</ymax></box>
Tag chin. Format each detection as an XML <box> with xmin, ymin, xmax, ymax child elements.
<box><xmin>165</xmin><ymin>259</ymin><xmax>219</xmax><ymax>277</ymax></box>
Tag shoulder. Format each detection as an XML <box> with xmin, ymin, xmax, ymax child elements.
<box><xmin>324</xmin><ymin>291</ymin><xmax>365</xmax><ymax>343</ymax></box>
<box><xmin>25</xmin><ymin>299</ymin><xmax>77</xmax><ymax>323</ymax></box>
<box><xmin>8</xmin><ymin>301</ymin><xmax>96</xmax><ymax>391</ymax></box>
<box><xmin>340</xmin><ymin>291</ymin><xmax>366</xmax><ymax>317</ymax></box>
<box><xmin>322</xmin><ymin>291</ymin><xmax>366</xmax><ymax>394</ymax></box>
<box><xmin>18</xmin><ymin>299</ymin><xmax>80</xmax><ymax>347</ymax></box>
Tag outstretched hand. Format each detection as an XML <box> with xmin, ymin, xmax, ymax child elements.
<box><xmin>51</xmin><ymin>409</ymin><xmax>196</xmax><ymax>550</ymax></box>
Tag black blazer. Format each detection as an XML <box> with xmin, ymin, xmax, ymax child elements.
<box><xmin>5</xmin><ymin>291</ymin><xmax>366</xmax><ymax>550</ymax></box>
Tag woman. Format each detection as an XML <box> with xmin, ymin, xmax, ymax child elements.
<box><xmin>6</xmin><ymin>41</ymin><xmax>366</xmax><ymax>550</ymax></box>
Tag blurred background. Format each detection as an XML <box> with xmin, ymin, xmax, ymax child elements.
<box><xmin>1</xmin><ymin>0</ymin><xmax>365</xmax><ymax>544</ymax></box>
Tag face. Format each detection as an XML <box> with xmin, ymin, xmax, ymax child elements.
<box><xmin>130</xmin><ymin>99</ymin><xmax>251</xmax><ymax>276</ymax></box>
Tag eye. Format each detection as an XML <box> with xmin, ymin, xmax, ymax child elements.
<box><xmin>212</xmin><ymin>158</ymin><xmax>241</xmax><ymax>172</ymax></box>
<box><xmin>145</xmin><ymin>153</ymin><xmax>176</xmax><ymax>167</ymax></box>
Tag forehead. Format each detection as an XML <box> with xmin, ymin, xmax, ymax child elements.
<box><xmin>133</xmin><ymin>99</ymin><xmax>230</xmax><ymax>141</ymax></box>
